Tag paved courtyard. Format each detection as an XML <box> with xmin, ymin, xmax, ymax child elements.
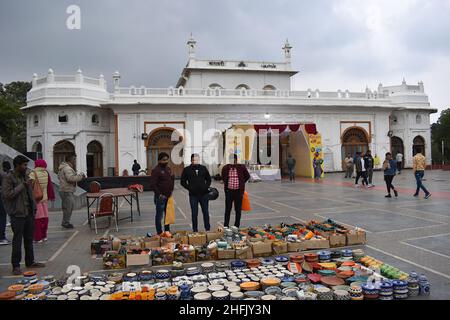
<box><xmin>1</xmin><ymin>169</ymin><xmax>449</xmax><ymax>299</ymax></box>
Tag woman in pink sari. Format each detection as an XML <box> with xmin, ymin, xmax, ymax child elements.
<box><xmin>30</xmin><ymin>159</ymin><xmax>56</xmax><ymax>243</ymax></box>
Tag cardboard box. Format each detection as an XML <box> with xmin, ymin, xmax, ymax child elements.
<box><xmin>346</xmin><ymin>231</ymin><xmax>366</xmax><ymax>246</ymax></box>
<box><xmin>287</xmin><ymin>241</ymin><xmax>308</xmax><ymax>252</ymax></box>
<box><xmin>188</xmin><ymin>233</ymin><xmax>207</xmax><ymax>246</ymax></box>
<box><xmin>235</xmin><ymin>246</ymin><xmax>253</xmax><ymax>260</ymax></box>
<box><xmin>196</xmin><ymin>246</ymin><xmax>218</xmax><ymax>261</ymax></box>
<box><xmin>151</xmin><ymin>249</ymin><xmax>174</xmax><ymax>266</ymax></box>
<box><xmin>305</xmin><ymin>239</ymin><xmax>330</xmax><ymax>250</ymax></box>
<box><xmin>251</xmin><ymin>241</ymin><xmax>273</xmax><ymax>257</ymax></box>
<box><xmin>91</xmin><ymin>237</ymin><xmax>112</xmax><ymax>255</ymax></box>
<box><xmin>206</xmin><ymin>230</ymin><xmax>224</xmax><ymax>242</ymax></box>
<box><xmin>126</xmin><ymin>251</ymin><xmax>151</xmax><ymax>267</ymax></box>
<box><xmin>103</xmin><ymin>251</ymin><xmax>126</xmax><ymax>270</ymax></box>
<box><xmin>272</xmin><ymin>241</ymin><xmax>288</xmax><ymax>255</ymax></box>
<box><xmin>217</xmin><ymin>249</ymin><xmax>236</xmax><ymax>260</ymax></box>
<box><xmin>143</xmin><ymin>236</ymin><xmax>161</xmax><ymax>249</ymax></box>
<box><xmin>161</xmin><ymin>237</ymin><xmax>178</xmax><ymax>246</ymax></box>
<box><xmin>173</xmin><ymin>231</ymin><xmax>189</xmax><ymax>245</ymax></box>
<box><xmin>329</xmin><ymin>233</ymin><xmax>347</xmax><ymax>248</ymax></box>
<box><xmin>174</xmin><ymin>248</ymin><xmax>197</xmax><ymax>263</ymax></box>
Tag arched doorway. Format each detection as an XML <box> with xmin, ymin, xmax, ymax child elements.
<box><xmin>391</xmin><ymin>136</ymin><xmax>404</xmax><ymax>158</ymax></box>
<box><xmin>53</xmin><ymin>140</ymin><xmax>75</xmax><ymax>173</ymax></box>
<box><xmin>413</xmin><ymin>136</ymin><xmax>426</xmax><ymax>156</ymax></box>
<box><xmin>86</xmin><ymin>141</ymin><xmax>103</xmax><ymax>177</ymax></box>
<box><xmin>146</xmin><ymin>128</ymin><xmax>184</xmax><ymax>178</ymax></box>
<box><xmin>341</xmin><ymin>127</ymin><xmax>369</xmax><ymax>163</ymax></box>
<box><xmin>32</xmin><ymin>141</ymin><xmax>43</xmax><ymax>159</ymax></box>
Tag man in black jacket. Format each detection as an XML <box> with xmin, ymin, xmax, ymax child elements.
<box><xmin>2</xmin><ymin>155</ymin><xmax>45</xmax><ymax>275</ymax></box>
<box><xmin>363</xmin><ymin>150</ymin><xmax>375</xmax><ymax>188</ymax></box>
<box><xmin>181</xmin><ymin>154</ymin><xmax>212</xmax><ymax>232</ymax></box>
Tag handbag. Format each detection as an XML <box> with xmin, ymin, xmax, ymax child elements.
<box><xmin>32</xmin><ymin>171</ymin><xmax>44</xmax><ymax>203</ymax></box>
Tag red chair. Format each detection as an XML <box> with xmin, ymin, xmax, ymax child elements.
<box><xmin>90</xmin><ymin>193</ymin><xmax>118</xmax><ymax>234</ymax></box>
<box><xmin>89</xmin><ymin>181</ymin><xmax>101</xmax><ymax>193</ymax></box>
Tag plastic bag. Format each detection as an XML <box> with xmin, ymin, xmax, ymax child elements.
<box><xmin>164</xmin><ymin>196</ymin><xmax>175</xmax><ymax>225</ymax></box>
<box><xmin>242</xmin><ymin>191</ymin><xmax>252</xmax><ymax>212</ymax></box>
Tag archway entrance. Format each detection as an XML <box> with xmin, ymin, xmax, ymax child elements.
<box><xmin>146</xmin><ymin>128</ymin><xmax>184</xmax><ymax>178</ymax></box>
<box><xmin>32</xmin><ymin>141</ymin><xmax>43</xmax><ymax>160</ymax></box>
<box><xmin>53</xmin><ymin>140</ymin><xmax>75</xmax><ymax>173</ymax></box>
<box><xmin>413</xmin><ymin>136</ymin><xmax>426</xmax><ymax>156</ymax></box>
<box><xmin>341</xmin><ymin>127</ymin><xmax>369</xmax><ymax>162</ymax></box>
<box><xmin>87</xmin><ymin>141</ymin><xmax>103</xmax><ymax>177</ymax></box>
<box><xmin>391</xmin><ymin>136</ymin><xmax>404</xmax><ymax>158</ymax></box>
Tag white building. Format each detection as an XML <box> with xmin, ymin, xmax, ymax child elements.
<box><xmin>23</xmin><ymin>37</ymin><xmax>437</xmax><ymax>178</ymax></box>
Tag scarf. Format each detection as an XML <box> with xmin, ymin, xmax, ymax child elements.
<box><xmin>35</xmin><ymin>159</ymin><xmax>56</xmax><ymax>201</ymax></box>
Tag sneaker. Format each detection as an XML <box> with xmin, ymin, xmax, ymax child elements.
<box><xmin>12</xmin><ymin>267</ymin><xmax>22</xmax><ymax>276</ymax></box>
<box><xmin>62</xmin><ymin>223</ymin><xmax>74</xmax><ymax>229</ymax></box>
<box><xmin>43</xmin><ymin>238</ymin><xmax>48</xmax><ymax>242</ymax></box>
<box><xmin>425</xmin><ymin>194</ymin><xmax>432</xmax><ymax>199</ymax></box>
<box><xmin>394</xmin><ymin>190</ymin><xmax>398</xmax><ymax>198</ymax></box>
<box><xmin>385</xmin><ymin>194</ymin><xmax>392</xmax><ymax>198</ymax></box>
<box><xmin>0</xmin><ymin>239</ymin><xmax>10</xmax><ymax>246</ymax></box>
<box><xmin>413</xmin><ymin>194</ymin><xmax>419</xmax><ymax>197</ymax></box>
<box><xmin>26</xmin><ymin>262</ymin><xmax>46</xmax><ymax>268</ymax></box>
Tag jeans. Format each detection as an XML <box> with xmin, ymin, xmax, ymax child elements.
<box><xmin>355</xmin><ymin>171</ymin><xmax>368</xmax><ymax>185</ymax></box>
<box><xmin>189</xmin><ymin>194</ymin><xmax>210</xmax><ymax>232</ymax></box>
<box><xmin>224</xmin><ymin>190</ymin><xmax>243</xmax><ymax>228</ymax></box>
<box><xmin>384</xmin><ymin>175</ymin><xmax>396</xmax><ymax>194</ymax></box>
<box><xmin>414</xmin><ymin>171</ymin><xmax>430</xmax><ymax>196</ymax></box>
<box><xmin>288</xmin><ymin>168</ymin><xmax>295</xmax><ymax>181</ymax></box>
<box><xmin>0</xmin><ymin>197</ymin><xmax>7</xmax><ymax>240</ymax></box>
<box><xmin>367</xmin><ymin>168</ymin><xmax>374</xmax><ymax>184</ymax></box>
<box><xmin>11</xmin><ymin>214</ymin><xmax>35</xmax><ymax>268</ymax></box>
<box><xmin>154</xmin><ymin>195</ymin><xmax>170</xmax><ymax>234</ymax></box>
<box><xmin>60</xmin><ymin>192</ymin><xmax>74</xmax><ymax>225</ymax></box>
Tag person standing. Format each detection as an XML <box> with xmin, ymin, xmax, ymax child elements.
<box><xmin>2</xmin><ymin>155</ymin><xmax>45</xmax><ymax>275</ymax></box>
<box><xmin>364</xmin><ymin>150</ymin><xmax>375</xmax><ymax>187</ymax></box>
<box><xmin>0</xmin><ymin>161</ymin><xmax>12</xmax><ymax>245</ymax></box>
<box><xmin>344</xmin><ymin>154</ymin><xmax>354</xmax><ymax>179</ymax></box>
<box><xmin>413</xmin><ymin>150</ymin><xmax>431</xmax><ymax>199</ymax></box>
<box><xmin>149</xmin><ymin>152</ymin><xmax>175</xmax><ymax>235</ymax></box>
<box><xmin>383</xmin><ymin>153</ymin><xmax>398</xmax><ymax>198</ymax></box>
<box><xmin>181</xmin><ymin>154</ymin><xmax>212</xmax><ymax>232</ymax></box>
<box><xmin>354</xmin><ymin>152</ymin><xmax>368</xmax><ymax>188</ymax></box>
<box><xmin>313</xmin><ymin>153</ymin><xmax>323</xmax><ymax>180</ymax></box>
<box><xmin>57</xmin><ymin>154</ymin><xmax>85</xmax><ymax>229</ymax></box>
<box><xmin>132</xmin><ymin>160</ymin><xmax>141</xmax><ymax>176</ymax></box>
<box><xmin>396</xmin><ymin>152</ymin><xmax>404</xmax><ymax>174</ymax></box>
<box><xmin>30</xmin><ymin>160</ymin><xmax>55</xmax><ymax>243</ymax></box>
<box><xmin>222</xmin><ymin>154</ymin><xmax>250</xmax><ymax>228</ymax></box>
<box><xmin>286</xmin><ymin>154</ymin><xmax>296</xmax><ymax>182</ymax></box>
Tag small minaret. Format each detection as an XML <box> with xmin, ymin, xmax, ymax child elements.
<box><xmin>112</xmin><ymin>71</ymin><xmax>121</xmax><ymax>89</ymax></box>
<box><xmin>282</xmin><ymin>39</ymin><xmax>292</xmax><ymax>66</ymax></box>
<box><xmin>187</xmin><ymin>33</ymin><xmax>197</xmax><ymax>60</ymax></box>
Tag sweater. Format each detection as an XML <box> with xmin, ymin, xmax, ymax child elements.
<box><xmin>150</xmin><ymin>164</ymin><xmax>175</xmax><ymax>198</ymax></box>
<box><xmin>221</xmin><ymin>164</ymin><xmax>250</xmax><ymax>193</ymax></box>
<box><xmin>180</xmin><ymin>164</ymin><xmax>211</xmax><ymax>196</ymax></box>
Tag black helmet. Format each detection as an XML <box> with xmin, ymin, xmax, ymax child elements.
<box><xmin>207</xmin><ymin>187</ymin><xmax>219</xmax><ymax>201</ymax></box>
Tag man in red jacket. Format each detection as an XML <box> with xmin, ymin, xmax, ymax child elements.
<box><xmin>149</xmin><ymin>152</ymin><xmax>174</xmax><ymax>235</ymax></box>
<box><xmin>221</xmin><ymin>154</ymin><xmax>250</xmax><ymax>228</ymax></box>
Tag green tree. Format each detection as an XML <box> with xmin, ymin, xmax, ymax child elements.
<box><xmin>0</xmin><ymin>81</ymin><xmax>31</xmax><ymax>152</ymax></box>
<box><xmin>431</xmin><ymin>108</ymin><xmax>450</xmax><ymax>164</ymax></box>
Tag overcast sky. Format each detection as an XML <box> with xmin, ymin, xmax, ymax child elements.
<box><xmin>1</xmin><ymin>0</ymin><xmax>449</xmax><ymax>122</ymax></box>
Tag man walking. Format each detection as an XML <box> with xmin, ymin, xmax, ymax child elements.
<box><xmin>286</xmin><ymin>154</ymin><xmax>296</xmax><ymax>182</ymax></box>
<box><xmin>57</xmin><ymin>154</ymin><xmax>85</xmax><ymax>229</ymax></box>
<box><xmin>364</xmin><ymin>150</ymin><xmax>375</xmax><ymax>187</ymax></box>
<box><xmin>354</xmin><ymin>152</ymin><xmax>368</xmax><ymax>188</ymax></box>
<box><xmin>149</xmin><ymin>152</ymin><xmax>175</xmax><ymax>235</ymax></box>
<box><xmin>132</xmin><ymin>160</ymin><xmax>141</xmax><ymax>176</ymax></box>
<box><xmin>413</xmin><ymin>150</ymin><xmax>431</xmax><ymax>199</ymax></box>
<box><xmin>181</xmin><ymin>154</ymin><xmax>212</xmax><ymax>232</ymax></box>
<box><xmin>0</xmin><ymin>161</ymin><xmax>12</xmax><ymax>245</ymax></box>
<box><xmin>2</xmin><ymin>155</ymin><xmax>45</xmax><ymax>275</ymax></box>
<box><xmin>344</xmin><ymin>154</ymin><xmax>354</xmax><ymax>179</ymax></box>
<box><xmin>396</xmin><ymin>152</ymin><xmax>404</xmax><ymax>174</ymax></box>
<box><xmin>222</xmin><ymin>154</ymin><xmax>250</xmax><ymax>228</ymax></box>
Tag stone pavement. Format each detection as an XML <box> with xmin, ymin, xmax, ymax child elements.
<box><xmin>1</xmin><ymin>169</ymin><xmax>449</xmax><ymax>299</ymax></box>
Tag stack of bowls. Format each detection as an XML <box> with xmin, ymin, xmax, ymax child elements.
<box><xmin>212</xmin><ymin>290</ymin><xmax>230</xmax><ymax>300</ymax></box>
<box><xmin>155</xmin><ymin>269</ymin><xmax>171</xmax><ymax>281</ymax></box>
<box><xmin>304</xmin><ymin>253</ymin><xmax>318</xmax><ymax>263</ymax></box>
<box><xmin>201</xmin><ymin>262</ymin><xmax>215</xmax><ymax>274</ymax></box>
<box><xmin>275</xmin><ymin>256</ymin><xmax>289</xmax><ymax>266</ymax></box>
<box><xmin>418</xmin><ymin>275</ymin><xmax>431</xmax><ymax>296</ymax></box>
<box><xmin>392</xmin><ymin>280</ymin><xmax>409</xmax><ymax>300</ymax></box>
<box><xmin>315</xmin><ymin>287</ymin><xmax>333</xmax><ymax>300</ymax></box>
<box><xmin>407</xmin><ymin>272</ymin><xmax>420</xmax><ymax>297</ymax></box>
<box><xmin>166</xmin><ymin>286</ymin><xmax>180</xmax><ymax>300</ymax></box>
<box><xmin>341</xmin><ymin>249</ymin><xmax>353</xmax><ymax>258</ymax></box>
<box><xmin>333</xmin><ymin>289</ymin><xmax>350</xmax><ymax>300</ymax></box>
<box><xmin>123</xmin><ymin>273</ymin><xmax>138</xmax><ymax>282</ymax></box>
<box><xmin>139</xmin><ymin>270</ymin><xmax>154</xmax><ymax>282</ymax></box>
<box><xmin>230</xmin><ymin>260</ymin><xmax>246</xmax><ymax>270</ymax></box>
<box><xmin>186</xmin><ymin>267</ymin><xmax>200</xmax><ymax>276</ymax></box>
<box><xmin>361</xmin><ymin>283</ymin><xmax>379</xmax><ymax>300</ymax></box>
<box><xmin>317</xmin><ymin>251</ymin><xmax>332</xmax><ymax>263</ymax></box>
<box><xmin>260</xmin><ymin>258</ymin><xmax>275</xmax><ymax>266</ymax></box>
<box><xmin>246</xmin><ymin>259</ymin><xmax>261</xmax><ymax>268</ymax></box>
<box><xmin>331</xmin><ymin>251</ymin><xmax>342</xmax><ymax>260</ymax></box>
<box><xmin>349</xmin><ymin>285</ymin><xmax>364</xmax><ymax>300</ymax></box>
<box><xmin>215</xmin><ymin>262</ymin><xmax>229</xmax><ymax>272</ymax></box>
<box><xmin>379</xmin><ymin>281</ymin><xmax>394</xmax><ymax>300</ymax></box>
<box><xmin>352</xmin><ymin>249</ymin><xmax>365</xmax><ymax>262</ymax></box>
<box><xmin>289</xmin><ymin>254</ymin><xmax>304</xmax><ymax>264</ymax></box>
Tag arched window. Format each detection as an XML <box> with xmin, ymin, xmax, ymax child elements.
<box><xmin>413</xmin><ymin>136</ymin><xmax>426</xmax><ymax>156</ymax></box>
<box><xmin>209</xmin><ymin>83</ymin><xmax>223</xmax><ymax>89</ymax></box>
<box><xmin>33</xmin><ymin>115</ymin><xmax>39</xmax><ymax>126</ymax></box>
<box><xmin>92</xmin><ymin>114</ymin><xmax>100</xmax><ymax>125</ymax></box>
<box><xmin>236</xmin><ymin>84</ymin><xmax>250</xmax><ymax>90</ymax></box>
<box><xmin>58</xmin><ymin>113</ymin><xmax>68</xmax><ymax>123</ymax></box>
<box><xmin>263</xmin><ymin>85</ymin><xmax>276</xmax><ymax>91</ymax></box>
